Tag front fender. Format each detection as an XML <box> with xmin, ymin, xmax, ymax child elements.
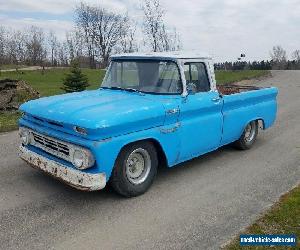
<box><xmin>20</xmin><ymin>117</ymin><xmax>180</xmax><ymax>181</ymax></box>
<box><xmin>94</xmin><ymin>124</ymin><xmax>181</xmax><ymax>179</ymax></box>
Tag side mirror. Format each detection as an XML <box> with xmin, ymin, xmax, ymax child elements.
<box><xmin>186</xmin><ymin>83</ymin><xmax>196</xmax><ymax>95</ymax></box>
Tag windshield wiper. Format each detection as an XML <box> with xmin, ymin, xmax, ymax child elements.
<box><xmin>101</xmin><ymin>86</ymin><xmax>143</xmax><ymax>94</ymax></box>
<box><xmin>101</xmin><ymin>86</ymin><xmax>124</xmax><ymax>91</ymax></box>
<box><xmin>123</xmin><ymin>87</ymin><xmax>143</xmax><ymax>94</ymax></box>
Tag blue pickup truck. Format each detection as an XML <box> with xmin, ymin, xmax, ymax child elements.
<box><xmin>19</xmin><ymin>52</ymin><xmax>278</xmax><ymax>197</ymax></box>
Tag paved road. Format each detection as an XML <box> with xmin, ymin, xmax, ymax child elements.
<box><xmin>0</xmin><ymin>71</ymin><xmax>299</xmax><ymax>250</ymax></box>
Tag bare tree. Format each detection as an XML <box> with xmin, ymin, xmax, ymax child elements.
<box><xmin>292</xmin><ymin>50</ymin><xmax>300</xmax><ymax>62</ymax></box>
<box><xmin>0</xmin><ymin>26</ymin><xmax>48</xmax><ymax>67</ymax></box>
<box><xmin>5</xmin><ymin>30</ymin><xmax>27</xmax><ymax>67</ymax></box>
<box><xmin>15</xmin><ymin>31</ymin><xmax>27</xmax><ymax>63</ymax></box>
<box><xmin>57</xmin><ymin>41</ymin><xmax>69</xmax><ymax>66</ymax></box>
<box><xmin>270</xmin><ymin>45</ymin><xmax>287</xmax><ymax>70</ymax></box>
<box><xmin>66</xmin><ymin>32</ymin><xmax>76</xmax><ymax>62</ymax></box>
<box><xmin>75</xmin><ymin>3</ymin><xmax>129</xmax><ymax>67</ymax></box>
<box><xmin>74</xmin><ymin>3</ymin><xmax>97</xmax><ymax>68</ymax></box>
<box><xmin>142</xmin><ymin>0</ymin><xmax>181</xmax><ymax>52</ymax></box>
<box><xmin>291</xmin><ymin>49</ymin><xmax>300</xmax><ymax>70</ymax></box>
<box><xmin>142</xmin><ymin>0</ymin><xmax>164</xmax><ymax>52</ymax></box>
<box><xmin>117</xmin><ymin>17</ymin><xmax>138</xmax><ymax>53</ymax></box>
<box><xmin>25</xmin><ymin>26</ymin><xmax>47</xmax><ymax>66</ymax></box>
<box><xmin>1</xmin><ymin>0</ymin><xmax>185</xmax><ymax>67</ymax></box>
<box><xmin>160</xmin><ymin>27</ymin><xmax>182</xmax><ymax>51</ymax></box>
<box><xmin>0</xmin><ymin>26</ymin><xmax>6</xmax><ymax>65</ymax></box>
<box><xmin>48</xmin><ymin>31</ymin><xmax>59</xmax><ymax>66</ymax></box>
<box><xmin>72</xmin><ymin>30</ymin><xmax>85</xmax><ymax>58</ymax></box>
<box><xmin>66</xmin><ymin>30</ymin><xmax>86</xmax><ymax>65</ymax></box>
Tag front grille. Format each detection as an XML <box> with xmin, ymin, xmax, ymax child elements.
<box><xmin>30</xmin><ymin>131</ymin><xmax>72</xmax><ymax>163</ymax></box>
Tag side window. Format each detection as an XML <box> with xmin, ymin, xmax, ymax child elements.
<box><xmin>184</xmin><ymin>64</ymin><xmax>191</xmax><ymax>82</ymax></box>
<box><xmin>184</xmin><ymin>62</ymin><xmax>210</xmax><ymax>93</ymax></box>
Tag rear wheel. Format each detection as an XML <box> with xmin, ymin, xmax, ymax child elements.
<box><xmin>110</xmin><ymin>141</ymin><xmax>158</xmax><ymax>197</ymax></box>
<box><xmin>233</xmin><ymin>120</ymin><xmax>258</xmax><ymax>150</ymax></box>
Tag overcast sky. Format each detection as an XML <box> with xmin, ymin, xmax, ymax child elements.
<box><xmin>0</xmin><ymin>0</ymin><xmax>299</xmax><ymax>61</ymax></box>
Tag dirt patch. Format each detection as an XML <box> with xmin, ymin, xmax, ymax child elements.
<box><xmin>0</xmin><ymin>79</ymin><xmax>39</xmax><ymax>111</ymax></box>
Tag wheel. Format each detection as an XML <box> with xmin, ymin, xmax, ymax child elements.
<box><xmin>110</xmin><ymin>141</ymin><xmax>158</xmax><ymax>197</ymax></box>
<box><xmin>233</xmin><ymin>120</ymin><xmax>258</xmax><ymax>150</ymax></box>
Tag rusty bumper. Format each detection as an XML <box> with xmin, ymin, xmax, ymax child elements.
<box><xmin>19</xmin><ymin>145</ymin><xmax>106</xmax><ymax>191</ymax></box>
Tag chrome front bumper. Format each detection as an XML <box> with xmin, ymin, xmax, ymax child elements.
<box><xmin>19</xmin><ymin>145</ymin><xmax>106</xmax><ymax>191</ymax></box>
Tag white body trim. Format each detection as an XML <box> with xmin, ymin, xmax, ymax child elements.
<box><xmin>177</xmin><ymin>58</ymin><xmax>217</xmax><ymax>96</ymax></box>
<box><xmin>111</xmin><ymin>51</ymin><xmax>212</xmax><ymax>60</ymax></box>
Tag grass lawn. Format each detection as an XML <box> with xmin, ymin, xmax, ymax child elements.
<box><xmin>216</xmin><ymin>70</ymin><xmax>270</xmax><ymax>85</ymax></box>
<box><xmin>0</xmin><ymin>112</ymin><xmax>21</xmax><ymax>133</ymax></box>
<box><xmin>0</xmin><ymin>68</ymin><xmax>106</xmax><ymax>96</ymax></box>
<box><xmin>0</xmin><ymin>68</ymin><xmax>270</xmax><ymax>132</ymax></box>
<box><xmin>224</xmin><ymin>185</ymin><xmax>300</xmax><ymax>250</ymax></box>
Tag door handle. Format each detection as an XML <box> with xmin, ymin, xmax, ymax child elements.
<box><xmin>166</xmin><ymin>108</ymin><xmax>180</xmax><ymax>114</ymax></box>
<box><xmin>211</xmin><ymin>97</ymin><xmax>221</xmax><ymax>102</ymax></box>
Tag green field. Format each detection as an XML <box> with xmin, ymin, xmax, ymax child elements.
<box><xmin>0</xmin><ymin>68</ymin><xmax>106</xmax><ymax>96</ymax></box>
<box><xmin>216</xmin><ymin>70</ymin><xmax>270</xmax><ymax>85</ymax></box>
<box><xmin>0</xmin><ymin>68</ymin><xmax>270</xmax><ymax>132</ymax></box>
<box><xmin>225</xmin><ymin>185</ymin><xmax>300</xmax><ymax>250</ymax></box>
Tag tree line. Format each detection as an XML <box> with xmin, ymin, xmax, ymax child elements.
<box><xmin>215</xmin><ymin>46</ymin><xmax>300</xmax><ymax>70</ymax></box>
<box><xmin>0</xmin><ymin>0</ymin><xmax>181</xmax><ymax>69</ymax></box>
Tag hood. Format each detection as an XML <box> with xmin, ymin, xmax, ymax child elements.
<box><xmin>20</xmin><ymin>89</ymin><xmax>166</xmax><ymax>139</ymax></box>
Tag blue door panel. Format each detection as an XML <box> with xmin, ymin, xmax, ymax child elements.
<box><xmin>178</xmin><ymin>91</ymin><xmax>223</xmax><ymax>161</ymax></box>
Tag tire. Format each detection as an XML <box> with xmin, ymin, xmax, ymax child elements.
<box><xmin>233</xmin><ymin>120</ymin><xmax>258</xmax><ymax>150</ymax></box>
<box><xmin>110</xmin><ymin>141</ymin><xmax>158</xmax><ymax>197</ymax></box>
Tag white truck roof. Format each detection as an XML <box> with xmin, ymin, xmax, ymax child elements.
<box><xmin>111</xmin><ymin>51</ymin><xmax>212</xmax><ymax>60</ymax></box>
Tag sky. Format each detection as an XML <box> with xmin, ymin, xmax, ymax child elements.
<box><xmin>0</xmin><ymin>0</ymin><xmax>299</xmax><ymax>62</ymax></box>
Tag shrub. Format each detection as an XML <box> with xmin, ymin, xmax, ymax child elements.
<box><xmin>61</xmin><ymin>61</ymin><xmax>89</xmax><ymax>92</ymax></box>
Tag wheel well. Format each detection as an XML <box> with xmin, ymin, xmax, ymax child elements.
<box><xmin>147</xmin><ymin>139</ymin><xmax>168</xmax><ymax>168</ymax></box>
<box><xmin>244</xmin><ymin>119</ymin><xmax>265</xmax><ymax>130</ymax></box>
<box><xmin>257</xmin><ymin>118</ymin><xmax>265</xmax><ymax>129</ymax></box>
<box><xmin>120</xmin><ymin>139</ymin><xmax>168</xmax><ymax>168</ymax></box>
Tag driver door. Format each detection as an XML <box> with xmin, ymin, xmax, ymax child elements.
<box><xmin>178</xmin><ymin>62</ymin><xmax>223</xmax><ymax>160</ymax></box>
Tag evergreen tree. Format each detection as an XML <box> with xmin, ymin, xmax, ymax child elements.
<box><xmin>61</xmin><ymin>60</ymin><xmax>89</xmax><ymax>92</ymax></box>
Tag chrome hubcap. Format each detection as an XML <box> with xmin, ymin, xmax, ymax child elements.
<box><xmin>126</xmin><ymin>148</ymin><xmax>151</xmax><ymax>185</ymax></box>
<box><xmin>244</xmin><ymin>122</ymin><xmax>256</xmax><ymax>142</ymax></box>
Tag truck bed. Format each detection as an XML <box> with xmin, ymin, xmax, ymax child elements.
<box><xmin>219</xmin><ymin>85</ymin><xmax>278</xmax><ymax>146</ymax></box>
<box><xmin>217</xmin><ymin>84</ymin><xmax>260</xmax><ymax>95</ymax></box>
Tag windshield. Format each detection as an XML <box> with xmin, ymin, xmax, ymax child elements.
<box><xmin>102</xmin><ymin>60</ymin><xmax>182</xmax><ymax>94</ymax></box>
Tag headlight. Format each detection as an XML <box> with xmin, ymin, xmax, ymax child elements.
<box><xmin>72</xmin><ymin>149</ymin><xmax>95</xmax><ymax>169</ymax></box>
<box><xmin>19</xmin><ymin>127</ymin><xmax>31</xmax><ymax>145</ymax></box>
<box><xmin>73</xmin><ymin>126</ymin><xmax>87</xmax><ymax>135</ymax></box>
